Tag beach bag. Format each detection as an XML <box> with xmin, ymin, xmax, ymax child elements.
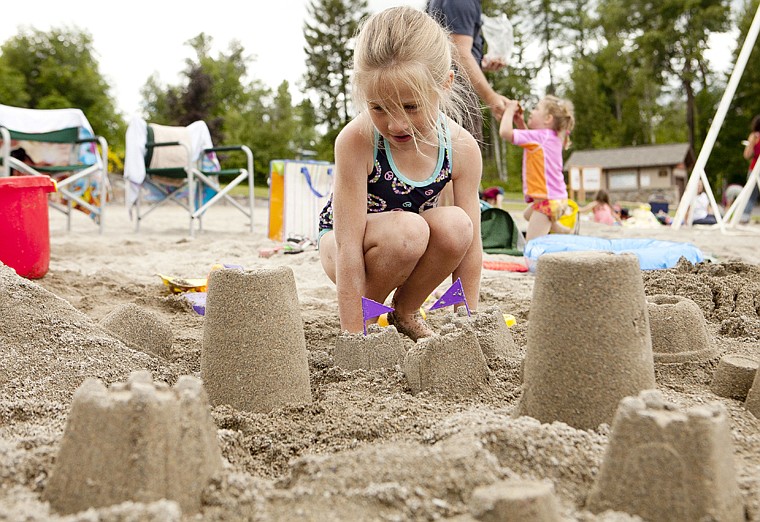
<box><xmin>481</xmin><ymin>207</ymin><xmax>524</xmax><ymax>255</ymax></box>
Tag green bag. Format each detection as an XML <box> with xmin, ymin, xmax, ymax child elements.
<box><xmin>480</xmin><ymin>207</ymin><xmax>524</xmax><ymax>255</ymax></box>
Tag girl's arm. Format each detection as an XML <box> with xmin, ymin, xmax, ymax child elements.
<box><xmin>498</xmin><ymin>100</ymin><xmax>521</xmax><ymax>143</ymax></box>
<box><xmin>744</xmin><ymin>132</ymin><xmax>759</xmax><ymax>160</ymax></box>
<box><xmin>332</xmin><ymin>118</ymin><xmax>374</xmax><ymax>332</ymax></box>
<box><xmin>450</xmin><ymin>126</ymin><xmax>483</xmax><ymax>311</ymax></box>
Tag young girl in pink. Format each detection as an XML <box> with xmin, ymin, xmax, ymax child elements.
<box><xmin>499</xmin><ymin>95</ymin><xmax>575</xmax><ymax>240</ymax></box>
<box><xmin>580</xmin><ymin>189</ymin><xmax>620</xmax><ymax>225</ymax></box>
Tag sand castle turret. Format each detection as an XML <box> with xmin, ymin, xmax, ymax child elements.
<box><xmin>711</xmin><ymin>354</ymin><xmax>758</xmax><ymax>400</ymax></box>
<box><xmin>447</xmin><ymin>306</ymin><xmax>518</xmax><ymax>360</ymax></box>
<box><xmin>469</xmin><ymin>480</ymin><xmax>561</xmax><ymax>522</ymax></box>
<box><xmin>403</xmin><ymin>327</ymin><xmax>490</xmax><ymax>396</ymax></box>
<box><xmin>201</xmin><ymin>266</ymin><xmax>312</xmax><ymax>413</ymax></box>
<box><xmin>334</xmin><ymin>326</ymin><xmax>408</xmax><ymax>370</ymax></box>
<box><xmin>647</xmin><ymin>294</ymin><xmax>718</xmax><ymax>363</ymax></box>
<box><xmin>44</xmin><ymin>371</ymin><xmax>222</xmax><ymax>515</ymax></box>
<box><xmin>517</xmin><ymin>251</ymin><xmax>655</xmax><ymax>430</ymax></box>
<box><xmin>742</xmin><ymin>360</ymin><xmax>760</xmax><ymax>417</ymax></box>
<box><xmin>587</xmin><ymin>390</ymin><xmax>744</xmax><ymax>521</ymax></box>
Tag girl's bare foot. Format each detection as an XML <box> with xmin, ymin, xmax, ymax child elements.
<box><xmin>387</xmin><ymin>310</ymin><xmax>434</xmax><ymax>342</ymax></box>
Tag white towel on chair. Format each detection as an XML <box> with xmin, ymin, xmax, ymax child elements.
<box><xmin>0</xmin><ymin>104</ymin><xmax>94</xmax><ymax>134</ymax></box>
<box><xmin>123</xmin><ymin>117</ymin><xmax>217</xmax><ymax>210</ymax></box>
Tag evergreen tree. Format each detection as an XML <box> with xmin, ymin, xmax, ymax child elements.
<box><xmin>303</xmin><ymin>0</ymin><xmax>369</xmax><ymax>153</ymax></box>
<box><xmin>598</xmin><ymin>0</ymin><xmax>731</xmax><ymax>151</ymax></box>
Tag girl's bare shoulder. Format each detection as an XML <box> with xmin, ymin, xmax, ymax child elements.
<box><xmin>336</xmin><ymin>115</ymin><xmax>374</xmax><ymax>151</ymax></box>
<box><xmin>446</xmin><ymin>117</ymin><xmax>481</xmax><ymax>162</ymax></box>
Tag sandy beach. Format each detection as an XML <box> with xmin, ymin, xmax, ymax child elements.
<box><xmin>3</xmin><ymin>190</ymin><xmax>760</xmax><ymax>521</ymax></box>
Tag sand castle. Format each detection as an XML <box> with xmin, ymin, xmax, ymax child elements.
<box><xmin>741</xmin><ymin>359</ymin><xmax>760</xmax><ymax>417</ymax></box>
<box><xmin>100</xmin><ymin>303</ymin><xmax>173</xmax><ymax>358</ymax></box>
<box><xmin>517</xmin><ymin>251</ymin><xmax>656</xmax><ymax>430</ymax></box>
<box><xmin>646</xmin><ymin>294</ymin><xmax>718</xmax><ymax>363</ymax></box>
<box><xmin>587</xmin><ymin>390</ymin><xmax>744</xmax><ymax>521</ymax></box>
<box><xmin>447</xmin><ymin>306</ymin><xmax>518</xmax><ymax>360</ymax></box>
<box><xmin>469</xmin><ymin>480</ymin><xmax>561</xmax><ymax>522</ymax></box>
<box><xmin>403</xmin><ymin>327</ymin><xmax>490</xmax><ymax>396</ymax></box>
<box><xmin>201</xmin><ymin>266</ymin><xmax>312</xmax><ymax>413</ymax></box>
<box><xmin>333</xmin><ymin>325</ymin><xmax>409</xmax><ymax>370</ymax></box>
<box><xmin>711</xmin><ymin>354</ymin><xmax>758</xmax><ymax>400</ymax></box>
<box><xmin>44</xmin><ymin>371</ymin><xmax>222</xmax><ymax>515</ymax></box>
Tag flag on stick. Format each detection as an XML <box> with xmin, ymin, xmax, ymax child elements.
<box><xmin>428</xmin><ymin>278</ymin><xmax>470</xmax><ymax>316</ymax></box>
<box><xmin>361</xmin><ymin>297</ymin><xmax>395</xmax><ymax>335</ymax></box>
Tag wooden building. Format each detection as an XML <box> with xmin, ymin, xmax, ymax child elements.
<box><xmin>564</xmin><ymin>143</ymin><xmax>695</xmax><ymax>203</ymax></box>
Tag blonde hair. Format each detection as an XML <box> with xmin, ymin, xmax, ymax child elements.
<box><xmin>541</xmin><ymin>95</ymin><xmax>575</xmax><ymax>150</ymax></box>
<box><xmin>352</xmin><ymin>6</ymin><xmax>472</xmax><ymax>145</ymax></box>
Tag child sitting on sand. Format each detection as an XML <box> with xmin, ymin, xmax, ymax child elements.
<box><xmin>579</xmin><ymin>189</ymin><xmax>621</xmax><ymax>225</ymax></box>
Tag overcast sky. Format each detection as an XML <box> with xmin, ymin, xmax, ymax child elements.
<box><xmin>0</xmin><ymin>0</ymin><xmax>738</xmax><ymax>118</ymax></box>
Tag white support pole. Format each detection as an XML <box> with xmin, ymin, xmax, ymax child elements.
<box><xmin>672</xmin><ymin>3</ymin><xmax>760</xmax><ymax>231</ymax></box>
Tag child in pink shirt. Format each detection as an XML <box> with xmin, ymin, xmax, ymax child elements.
<box><xmin>499</xmin><ymin>95</ymin><xmax>575</xmax><ymax>240</ymax></box>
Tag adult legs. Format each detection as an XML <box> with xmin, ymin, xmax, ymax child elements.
<box><xmin>742</xmin><ymin>178</ymin><xmax>759</xmax><ymax>223</ymax></box>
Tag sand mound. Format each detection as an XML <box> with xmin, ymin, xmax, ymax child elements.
<box><xmin>0</xmin><ymin>264</ymin><xmax>173</xmax><ymax>405</ymax></box>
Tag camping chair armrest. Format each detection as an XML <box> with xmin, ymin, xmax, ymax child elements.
<box><xmin>201</xmin><ymin>145</ymin><xmax>253</xmax><ymax>180</ymax></box>
<box><xmin>75</xmin><ymin>136</ymin><xmax>105</xmax><ymax>144</ymax></box>
<box><xmin>147</xmin><ymin>141</ymin><xmax>183</xmax><ymax>148</ymax></box>
<box><xmin>204</xmin><ymin>145</ymin><xmax>248</xmax><ymax>153</ymax></box>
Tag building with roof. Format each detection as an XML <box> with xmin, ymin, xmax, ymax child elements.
<box><xmin>564</xmin><ymin>143</ymin><xmax>695</xmax><ymax>203</ymax></box>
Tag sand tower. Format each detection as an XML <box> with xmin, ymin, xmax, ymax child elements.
<box><xmin>201</xmin><ymin>266</ymin><xmax>312</xmax><ymax>413</ymax></box>
<box><xmin>334</xmin><ymin>326</ymin><xmax>408</xmax><ymax>370</ymax></box>
<box><xmin>587</xmin><ymin>390</ymin><xmax>744</xmax><ymax>522</ymax></box>
<box><xmin>403</xmin><ymin>327</ymin><xmax>490</xmax><ymax>396</ymax></box>
<box><xmin>517</xmin><ymin>251</ymin><xmax>655</xmax><ymax>430</ymax></box>
<box><xmin>711</xmin><ymin>355</ymin><xmax>758</xmax><ymax>400</ymax></box>
<box><xmin>447</xmin><ymin>306</ymin><xmax>519</xmax><ymax>360</ymax></box>
<box><xmin>469</xmin><ymin>480</ymin><xmax>561</xmax><ymax>522</ymax></box>
<box><xmin>44</xmin><ymin>371</ymin><xmax>222</xmax><ymax>515</ymax></box>
<box><xmin>647</xmin><ymin>294</ymin><xmax>718</xmax><ymax>363</ymax></box>
<box><xmin>741</xmin><ymin>360</ymin><xmax>760</xmax><ymax>417</ymax></box>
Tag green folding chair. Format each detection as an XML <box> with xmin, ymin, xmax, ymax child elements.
<box><xmin>125</xmin><ymin>119</ymin><xmax>253</xmax><ymax>237</ymax></box>
<box><xmin>0</xmin><ymin>105</ymin><xmax>109</xmax><ymax>233</ymax></box>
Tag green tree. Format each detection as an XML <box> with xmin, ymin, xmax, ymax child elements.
<box><xmin>0</xmin><ymin>26</ymin><xmax>124</xmax><ymax>148</ymax></box>
<box><xmin>140</xmin><ymin>33</ymin><xmax>250</xmax><ymax>144</ymax></box>
<box><xmin>598</xmin><ymin>0</ymin><xmax>731</xmax><ymax>151</ymax></box>
<box><xmin>303</xmin><ymin>0</ymin><xmax>368</xmax><ymax>154</ymax></box>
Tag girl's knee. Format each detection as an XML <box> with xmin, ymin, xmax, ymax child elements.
<box><xmin>380</xmin><ymin>212</ymin><xmax>430</xmax><ymax>259</ymax></box>
<box><xmin>427</xmin><ymin>207</ymin><xmax>473</xmax><ymax>253</ymax></box>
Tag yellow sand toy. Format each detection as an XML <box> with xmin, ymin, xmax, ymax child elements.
<box><xmin>158</xmin><ymin>274</ymin><xmax>207</xmax><ymax>294</ymax></box>
<box><xmin>158</xmin><ymin>263</ymin><xmax>241</xmax><ymax>294</ymax></box>
<box><xmin>557</xmin><ymin>199</ymin><xmax>580</xmax><ymax>233</ymax></box>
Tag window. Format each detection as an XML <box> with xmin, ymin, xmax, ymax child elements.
<box><xmin>608</xmin><ymin>171</ymin><xmax>638</xmax><ymax>190</ymax></box>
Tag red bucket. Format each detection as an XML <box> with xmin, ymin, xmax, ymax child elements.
<box><xmin>0</xmin><ymin>176</ymin><xmax>56</xmax><ymax>279</ymax></box>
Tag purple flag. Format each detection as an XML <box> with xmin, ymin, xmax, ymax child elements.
<box><xmin>429</xmin><ymin>278</ymin><xmax>470</xmax><ymax>316</ymax></box>
<box><xmin>361</xmin><ymin>297</ymin><xmax>395</xmax><ymax>335</ymax></box>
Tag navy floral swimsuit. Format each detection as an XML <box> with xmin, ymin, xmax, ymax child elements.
<box><xmin>318</xmin><ymin>115</ymin><xmax>453</xmax><ymax>234</ymax></box>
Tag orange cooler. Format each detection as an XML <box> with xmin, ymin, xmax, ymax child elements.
<box><xmin>0</xmin><ymin>176</ymin><xmax>56</xmax><ymax>279</ymax></box>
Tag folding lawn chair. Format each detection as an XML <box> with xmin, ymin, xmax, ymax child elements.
<box><xmin>124</xmin><ymin>117</ymin><xmax>254</xmax><ymax>237</ymax></box>
<box><xmin>0</xmin><ymin>104</ymin><xmax>109</xmax><ymax>232</ymax></box>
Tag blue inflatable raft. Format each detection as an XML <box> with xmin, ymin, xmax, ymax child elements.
<box><xmin>524</xmin><ymin>235</ymin><xmax>704</xmax><ymax>272</ymax></box>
